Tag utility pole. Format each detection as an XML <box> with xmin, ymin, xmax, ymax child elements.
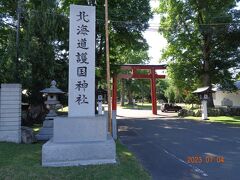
<box><xmin>105</xmin><ymin>0</ymin><xmax>112</xmax><ymax>133</ymax></box>
<box><xmin>15</xmin><ymin>0</ymin><xmax>21</xmax><ymax>83</ymax></box>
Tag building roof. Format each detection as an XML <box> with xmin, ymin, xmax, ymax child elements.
<box><xmin>193</xmin><ymin>86</ymin><xmax>210</xmax><ymax>94</ymax></box>
<box><xmin>213</xmin><ymin>80</ymin><xmax>240</xmax><ymax>91</ymax></box>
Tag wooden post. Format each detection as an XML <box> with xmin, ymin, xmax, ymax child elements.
<box><xmin>105</xmin><ymin>0</ymin><xmax>112</xmax><ymax>133</ymax></box>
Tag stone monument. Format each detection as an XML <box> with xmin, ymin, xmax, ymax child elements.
<box><xmin>0</xmin><ymin>84</ymin><xmax>22</xmax><ymax>143</ymax></box>
<box><xmin>42</xmin><ymin>5</ymin><xmax>116</xmax><ymax>166</ymax></box>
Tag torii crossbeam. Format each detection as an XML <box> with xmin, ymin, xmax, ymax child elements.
<box><xmin>112</xmin><ymin>64</ymin><xmax>166</xmax><ymax>115</ymax></box>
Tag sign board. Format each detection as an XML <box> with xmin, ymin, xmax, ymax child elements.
<box><xmin>68</xmin><ymin>5</ymin><xmax>96</xmax><ymax>117</ymax></box>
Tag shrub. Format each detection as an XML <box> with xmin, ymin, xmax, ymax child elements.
<box><xmin>178</xmin><ymin>109</ymin><xmax>194</xmax><ymax>117</ymax></box>
<box><xmin>178</xmin><ymin>107</ymin><xmax>240</xmax><ymax>117</ymax></box>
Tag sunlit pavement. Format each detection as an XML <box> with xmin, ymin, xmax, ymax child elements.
<box><xmin>116</xmin><ymin>106</ymin><xmax>178</xmax><ymax>119</ymax></box>
<box><xmin>117</xmin><ymin>108</ymin><xmax>240</xmax><ymax>180</ymax></box>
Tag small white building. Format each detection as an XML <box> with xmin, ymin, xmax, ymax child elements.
<box><xmin>213</xmin><ymin>81</ymin><xmax>240</xmax><ymax>107</ymax></box>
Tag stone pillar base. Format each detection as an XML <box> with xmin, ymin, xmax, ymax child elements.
<box><xmin>42</xmin><ymin>135</ymin><xmax>116</xmax><ymax>167</ymax></box>
<box><xmin>36</xmin><ymin>118</ymin><xmax>53</xmax><ymax>141</ymax></box>
<box><xmin>42</xmin><ymin>115</ymin><xmax>116</xmax><ymax>167</ymax></box>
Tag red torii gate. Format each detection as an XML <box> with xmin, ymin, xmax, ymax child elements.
<box><xmin>112</xmin><ymin>64</ymin><xmax>166</xmax><ymax>115</ymax></box>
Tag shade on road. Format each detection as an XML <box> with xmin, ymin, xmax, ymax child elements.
<box><xmin>118</xmin><ymin>109</ymin><xmax>240</xmax><ymax>180</ymax></box>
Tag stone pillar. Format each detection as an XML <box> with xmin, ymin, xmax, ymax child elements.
<box><xmin>42</xmin><ymin>5</ymin><xmax>116</xmax><ymax>167</ymax></box>
<box><xmin>36</xmin><ymin>117</ymin><xmax>54</xmax><ymax>141</ymax></box>
<box><xmin>201</xmin><ymin>100</ymin><xmax>208</xmax><ymax>120</ymax></box>
<box><xmin>98</xmin><ymin>95</ymin><xmax>103</xmax><ymax>115</ymax></box>
<box><xmin>0</xmin><ymin>84</ymin><xmax>22</xmax><ymax>143</ymax></box>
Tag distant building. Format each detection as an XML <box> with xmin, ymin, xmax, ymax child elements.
<box><xmin>213</xmin><ymin>81</ymin><xmax>240</xmax><ymax>107</ymax></box>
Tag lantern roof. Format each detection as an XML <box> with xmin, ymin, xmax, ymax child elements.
<box><xmin>40</xmin><ymin>80</ymin><xmax>64</xmax><ymax>94</ymax></box>
<box><xmin>192</xmin><ymin>86</ymin><xmax>216</xmax><ymax>94</ymax></box>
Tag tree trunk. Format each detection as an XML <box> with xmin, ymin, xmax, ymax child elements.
<box><xmin>95</xmin><ymin>77</ymin><xmax>98</xmax><ymax>114</ymax></box>
<box><xmin>197</xmin><ymin>9</ymin><xmax>214</xmax><ymax>108</ymax></box>
<box><xmin>126</xmin><ymin>79</ymin><xmax>133</xmax><ymax>105</ymax></box>
<box><xmin>120</xmin><ymin>79</ymin><xmax>125</xmax><ymax>106</ymax></box>
<box><xmin>207</xmin><ymin>90</ymin><xmax>214</xmax><ymax>108</ymax></box>
<box><xmin>202</xmin><ymin>34</ymin><xmax>214</xmax><ymax>107</ymax></box>
<box><xmin>128</xmin><ymin>88</ymin><xmax>133</xmax><ymax>105</ymax></box>
<box><xmin>95</xmin><ymin>35</ymin><xmax>103</xmax><ymax>112</ymax></box>
<box><xmin>203</xmin><ymin>71</ymin><xmax>214</xmax><ymax>107</ymax></box>
<box><xmin>96</xmin><ymin>35</ymin><xmax>103</xmax><ymax>67</ymax></box>
<box><xmin>25</xmin><ymin>104</ymin><xmax>47</xmax><ymax>126</ymax></box>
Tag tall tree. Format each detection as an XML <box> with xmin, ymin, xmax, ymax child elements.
<box><xmin>60</xmin><ymin>0</ymin><xmax>152</xmax><ymax>105</ymax></box>
<box><xmin>23</xmin><ymin>0</ymin><xmax>69</xmax><ymax>103</ymax></box>
<box><xmin>158</xmin><ymin>0</ymin><xmax>240</xmax><ymax>107</ymax></box>
<box><xmin>0</xmin><ymin>0</ymin><xmax>69</xmax><ymax>103</ymax></box>
<box><xmin>60</xmin><ymin>0</ymin><xmax>151</xmax><ymax>73</ymax></box>
<box><xmin>0</xmin><ymin>0</ymin><xmax>18</xmax><ymax>83</ymax></box>
<box><xmin>0</xmin><ymin>0</ymin><xmax>152</xmax><ymax>105</ymax></box>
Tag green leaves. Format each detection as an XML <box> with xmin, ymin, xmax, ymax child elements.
<box><xmin>158</xmin><ymin>0</ymin><xmax>240</xmax><ymax>95</ymax></box>
<box><xmin>0</xmin><ymin>0</ymin><xmax>152</xmax><ymax>104</ymax></box>
<box><xmin>0</xmin><ymin>0</ymin><xmax>69</xmax><ymax>103</ymax></box>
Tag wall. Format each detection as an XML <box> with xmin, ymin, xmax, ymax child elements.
<box><xmin>0</xmin><ymin>84</ymin><xmax>22</xmax><ymax>143</ymax></box>
<box><xmin>213</xmin><ymin>91</ymin><xmax>240</xmax><ymax>107</ymax></box>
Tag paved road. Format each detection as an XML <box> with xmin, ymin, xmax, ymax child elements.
<box><xmin>117</xmin><ymin>111</ymin><xmax>240</xmax><ymax>180</ymax></box>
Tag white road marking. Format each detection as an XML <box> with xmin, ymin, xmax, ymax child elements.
<box><xmin>162</xmin><ymin>148</ymin><xmax>208</xmax><ymax>177</ymax></box>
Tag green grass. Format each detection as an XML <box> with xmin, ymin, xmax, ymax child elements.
<box><xmin>185</xmin><ymin>116</ymin><xmax>240</xmax><ymax>126</ymax></box>
<box><xmin>0</xmin><ymin>141</ymin><xmax>150</xmax><ymax>180</ymax></box>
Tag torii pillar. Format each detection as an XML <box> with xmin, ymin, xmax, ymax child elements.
<box><xmin>111</xmin><ymin>65</ymin><xmax>166</xmax><ymax>139</ymax></box>
<box><xmin>151</xmin><ymin>68</ymin><xmax>157</xmax><ymax>114</ymax></box>
<box><xmin>112</xmin><ymin>64</ymin><xmax>166</xmax><ymax>115</ymax></box>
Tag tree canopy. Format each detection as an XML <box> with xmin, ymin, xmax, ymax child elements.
<box><xmin>157</xmin><ymin>0</ymin><xmax>240</xmax><ymax>106</ymax></box>
<box><xmin>0</xmin><ymin>0</ymin><xmax>152</xmax><ymax>104</ymax></box>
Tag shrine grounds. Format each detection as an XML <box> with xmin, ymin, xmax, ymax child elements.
<box><xmin>0</xmin><ymin>141</ymin><xmax>150</xmax><ymax>180</ymax></box>
<box><xmin>119</xmin><ymin>103</ymin><xmax>240</xmax><ymax>126</ymax></box>
<box><xmin>1</xmin><ymin>105</ymin><xmax>240</xmax><ymax>180</ymax></box>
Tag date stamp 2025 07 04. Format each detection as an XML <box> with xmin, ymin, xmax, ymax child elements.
<box><xmin>187</xmin><ymin>155</ymin><xmax>225</xmax><ymax>164</ymax></box>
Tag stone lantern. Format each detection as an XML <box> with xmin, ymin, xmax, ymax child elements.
<box><xmin>193</xmin><ymin>86</ymin><xmax>215</xmax><ymax>120</ymax></box>
<box><xmin>41</xmin><ymin>80</ymin><xmax>64</xmax><ymax>117</ymax></box>
<box><xmin>36</xmin><ymin>80</ymin><xmax>64</xmax><ymax>141</ymax></box>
